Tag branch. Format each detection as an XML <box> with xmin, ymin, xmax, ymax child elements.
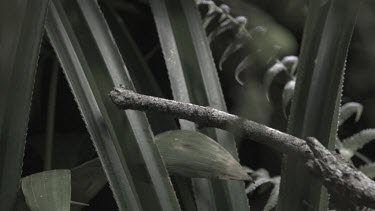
<box><xmin>110</xmin><ymin>86</ymin><xmax>375</xmax><ymax>209</ymax></box>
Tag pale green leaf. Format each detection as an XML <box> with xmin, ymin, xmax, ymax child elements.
<box><xmin>21</xmin><ymin>170</ymin><xmax>71</xmax><ymax>211</ymax></box>
<box><xmin>156</xmin><ymin>130</ymin><xmax>250</xmax><ymax>180</ymax></box>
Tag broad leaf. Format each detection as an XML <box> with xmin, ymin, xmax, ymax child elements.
<box><xmin>156</xmin><ymin>130</ymin><xmax>250</xmax><ymax>180</ymax></box>
<box><xmin>21</xmin><ymin>170</ymin><xmax>71</xmax><ymax>211</ymax></box>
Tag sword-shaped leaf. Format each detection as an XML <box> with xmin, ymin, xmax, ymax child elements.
<box><xmin>0</xmin><ymin>0</ymin><xmax>49</xmax><ymax>210</ymax></box>
<box><xmin>150</xmin><ymin>0</ymin><xmax>249</xmax><ymax>210</ymax></box>
<box><xmin>277</xmin><ymin>1</ymin><xmax>363</xmax><ymax>210</ymax></box>
<box><xmin>45</xmin><ymin>0</ymin><xmax>180</xmax><ymax>210</ymax></box>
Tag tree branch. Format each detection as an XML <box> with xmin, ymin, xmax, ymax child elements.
<box><xmin>110</xmin><ymin>86</ymin><xmax>375</xmax><ymax>209</ymax></box>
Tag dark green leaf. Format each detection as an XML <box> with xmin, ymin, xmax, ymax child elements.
<box><xmin>0</xmin><ymin>0</ymin><xmax>49</xmax><ymax>210</ymax></box>
<box><xmin>45</xmin><ymin>0</ymin><xmax>180</xmax><ymax>210</ymax></box>
<box><xmin>71</xmin><ymin>158</ymin><xmax>107</xmax><ymax>209</ymax></box>
<box><xmin>277</xmin><ymin>1</ymin><xmax>363</xmax><ymax>210</ymax></box>
<box><xmin>150</xmin><ymin>0</ymin><xmax>249</xmax><ymax>210</ymax></box>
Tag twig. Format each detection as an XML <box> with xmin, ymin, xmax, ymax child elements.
<box><xmin>110</xmin><ymin>87</ymin><xmax>375</xmax><ymax>209</ymax></box>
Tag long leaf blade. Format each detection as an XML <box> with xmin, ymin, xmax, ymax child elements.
<box><xmin>150</xmin><ymin>0</ymin><xmax>249</xmax><ymax>210</ymax></box>
<box><xmin>99</xmin><ymin>2</ymin><xmax>177</xmax><ymax>134</ymax></box>
<box><xmin>45</xmin><ymin>0</ymin><xmax>180</xmax><ymax>210</ymax></box>
<box><xmin>0</xmin><ymin>1</ymin><xmax>49</xmax><ymax>210</ymax></box>
<box><xmin>277</xmin><ymin>1</ymin><xmax>363</xmax><ymax>210</ymax></box>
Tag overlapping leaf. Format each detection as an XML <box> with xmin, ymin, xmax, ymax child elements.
<box><xmin>45</xmin><ymin>0</ymin><xmax>180</xmax><ymax>210</ymax></box>
<box><xmin>151</xmin><ymin>0</ymin><xmax>249</xmax><ymax>210</ymax></box>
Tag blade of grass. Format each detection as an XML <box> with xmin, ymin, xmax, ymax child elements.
<box><xmin>98</xmin><ymin>1</ymin><xmax>177</xmax><ymax>134</ymax></box>
<box><xmin>45</xmin><ymin>0</ymin><xmax>180</xmax><ymax>210</ymax></box>
<box><xmin>99</xmin><ymin>3</ymin><xmax>199</xmax><ymax>210</ymax></box>
<box><xmin>150</xmin><ymin>0</ymin><xmax>249</xmax><ymax>210</ymax></box>
<box><xmin>277</xmin><ymin>1</ymin><xmax>363</xmax><ymax>210</ymax></box>
<box><xmin>0</xmin><ymin>1</ymin><xmax>49</xmax><ymax>210</ymax></box>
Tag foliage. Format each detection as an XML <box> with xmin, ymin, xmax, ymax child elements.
<box><xmin>0</xmin><ymin>0</ymin><xmax>373</xmax><ymax>210</ymax></box>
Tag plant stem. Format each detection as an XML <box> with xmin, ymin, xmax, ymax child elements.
<box><xmin>44</xmin><ymin>60</ymin><xmax>59</xmax><ymax>170</ymax></box>
<box><xmin>110</xmin><ymin>87</ymin><xmax>375</xmax><ymax>209</ymax></box>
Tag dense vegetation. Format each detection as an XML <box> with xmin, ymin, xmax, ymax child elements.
<box><xmin>1</xmin><ymin>0</ymin><xmax>375</xmax><ymax>210</ymax></box>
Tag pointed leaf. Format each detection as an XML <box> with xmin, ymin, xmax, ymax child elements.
<box><xmin>99</xmin><ymin>2</ymin><xmax>177</xmax><ymax>134</ymax></box>
<box><xmin>45</xmin><ymin>0</ymin><xmax>180</xmax><ymax>210</ymax></box>
<box><xmin>151</xmin><ymin>0</ymin><xmax>249</xmax><ymax>210</ymax></box>
<box><xmin>156</xmin><ymin>130</ymin><xmax>250</xmax><ymax>180</ymax></box>
<box><xmin>0</xmin><ymin>0</ymin><xmax>49</xmax><ymax>210</ymax></box>
<box><xmin>21</xmin><ymin>170</ymin><xmax>71</xmax><ymax>211</ymax></box>
<box><xmin>278</xmin><ymin>1</ymin><xmax>363</xmax><ymax>210</ymax></box>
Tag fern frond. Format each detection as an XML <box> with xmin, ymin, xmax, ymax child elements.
<box><xmin>263</xmin><ymin>176</ymin><xmax>281</xmax><ymax>211</ymax></box>
<box><xmin>342</xmin><ymin>129</ymin><xmax>375</xmax><ymax>155</ymax></box>
<box><xmin>246</xmin><ymin>177</ymin><xmax>273</xmax><ymax>194</ymax></box>
<box><xmin>282</xmin><ymin>80</ymin><xmax>295</xmax><ymax>118</ymax></box>
<box><xmin>359</xmin><ymin>163</ymin><xmax>375</xmax><ymax>179</ymax></box>
<box><xmin>338</xmin><ymin>102</ymin><xmax>363</xmax><ymax>126</ymax></box>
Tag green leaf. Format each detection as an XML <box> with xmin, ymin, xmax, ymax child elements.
<box><xmin>45</xmin><ymin>0</ymin><xmax>180</xmax><ymax>210</ymax></box>
<box><xmin>99</xmin><ymin>2</ymin><xmax>177</xmax><ymax>134</ymax></box>
<box><xmin>156</xmin><ymin>130</ymin><xmax>250</xmax><ymax>180</ymax></box>
<box><xmin>70</xmin><ymin>158</ymin><xmax>107</xmax><ymax>210</ymax></box>
<box><xmin>150</xmin><ymin>0</ymin><xmax>249</xmax><ymax>210</ymax></box>
<box><xmin>0</xmin><ymin>0</ymin><xmax>49</xmax><ymax>210</ymax></box>
<box><xmin>21</xmin><ymin>170</ymin><xmax>71</xmax><ymax>211</ymax></box>
<box><xmin>277</xmin><ymin>1</ymin><xmax>363</xmax><ymax>210</ymax></box>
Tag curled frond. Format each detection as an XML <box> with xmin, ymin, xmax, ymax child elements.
<box><xmin>235</xmin><ymin>55</ymin><xmax>252</xmax><ymax>85</ymax></box>
<box><xmin>339</xmin><ymin>102</ymin><xmax>363</xmax><ymax>126</ymax></box>
<box><xmin>282</xmin><ymin>80</ymin><xmax>295</xmax><ymax>118</ymax></box>
<box><xmin>341</xmin><ymin>129</ymin><xmax>375</xmax><ymax>158</ymax></box>
<box><xmin>263</xmin><ymin>176</ymin><xmax>280</xmax><ymax>211</ymax></box>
